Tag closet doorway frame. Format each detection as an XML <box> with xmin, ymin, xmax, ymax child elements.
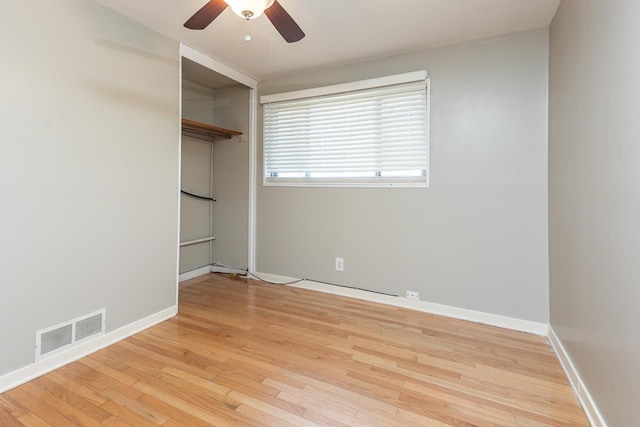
<box><xmin>177</xmin><ymin>43</ymin><xmax>258</xmax><ymax>300</ymax></box>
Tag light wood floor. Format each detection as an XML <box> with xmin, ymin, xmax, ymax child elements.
<box><xmin>0</xmin><ymin>273</ymin><xmax>589</xmax><ymax>426</ymax></box>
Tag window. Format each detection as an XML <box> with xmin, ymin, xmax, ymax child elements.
<box><xmin>261</xmin><ymin>71</ymin><xmax>430</xmax><ymax>187</ymax></box>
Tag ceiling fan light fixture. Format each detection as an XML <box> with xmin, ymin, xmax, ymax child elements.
<box><xmin>224</xmin><ymin>0</ymin><xmax>275</xmax><ymax>20</ymax></box>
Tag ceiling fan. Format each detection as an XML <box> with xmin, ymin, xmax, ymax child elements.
<box><xmin>184</xmin><ymin>0</ymin><xmax>305</xmax><ymax>43</ymax></box>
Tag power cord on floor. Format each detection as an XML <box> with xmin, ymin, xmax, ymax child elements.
<box><xmin>211</xmin><ymin>262</ymin><xmax>304</xmax><ymax>285</ymax></box>
<box><xmin>247</xmin><ymin>271</ymin><xmax>306</xmax><ymax>285</ymax></box>
<box><xmin>210</xmin><ymin>262</ymin><xmax>398</xmax><ymax>297</ymax></box>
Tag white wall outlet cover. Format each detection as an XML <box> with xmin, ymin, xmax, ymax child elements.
<box><xmin>406</xmin><ymin>291</ymin><xmax>420</xmax><ymax>300</ymax></box>
<box><xmin>335</xmin><ymin>257</ymin><xmax>344</xmax><ymax>271</ymax></box>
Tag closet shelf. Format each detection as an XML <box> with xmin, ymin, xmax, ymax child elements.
<box><xmin>182</xmin><ymin>118</ymin><xmax>242</xmax><ymax>140</ymax></box>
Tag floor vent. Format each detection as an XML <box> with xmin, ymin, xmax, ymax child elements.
<box><xmin>35</xmin><ymin>309</ymin><xmax>106</xmax><ymax>361</ymax></box>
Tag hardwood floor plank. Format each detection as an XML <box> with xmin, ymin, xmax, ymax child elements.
<box><xmin>3</xmin><ymin>388</ymin><xmax>78</xmax><ymax>427</ymax></box>
<box><xmin>79</xmin><ymin>357</ymin><xmax>138</xmax><ymax>387</ymax></box>
<box><xmin>44</xmin><ymin>370</ymin><xmax>109</xmax><ymax>406</ymax></box>
<box><xmin>135</xmin><ymin>391</ymin><xmax>223</xmax><ymax>427</ymax></box>
<box><xmin>99</xmin><ymin>415</ymin><xmax>135</xmax><ymax>427</ymax></box>
<box><xmin>100</xmin><ymin>388</ymin><xmax>169</xmax><ymax>425</ymax></box>
<box><xmin>132</xmin><ymin>381</ymin><xmax>254</xmax><ymax>427</ymax></box>
<box><xmin>98</xmin><ymin>399</ymin><xmax>160</xmax><ymax>427</ymax></box>
<box><xmin>0</xmin><ymin>405</ymin><xmax>24</xmax><ymax>427</ymax></box>
<box><xmin>229</xmin><ymin>391</ymin><xmax>316</xmax><ymax>427</ymax></box>
<box><xmin>300</xmin><ymin>408</ymin><xmax>363</xmax><ymax>427</ymax></box>
<box><xmin>15</xmin><ymin>413</ymin><xmax>50</xmax><ymax>427</ymax></box>
<box><xmin>0</xmin><ymin>273</ymin><xmax>589</xmax><ymax>426</ymax></box>
<box><xmin>22</xmin><ymin>381</ymin><xmax>106</xmax><ymax>427</ymax></box>
<box><xmin>0</xmin><ymin>395</ymin><xmax>29</xmax><ymax>422</ymax></box>
<box><xmin>31</xmin><ymin>376</ymin><xmax>113</xmax><ymax>423</ymax></box>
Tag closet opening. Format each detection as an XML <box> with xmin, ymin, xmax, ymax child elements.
<box><xmin>178</xmin><ymin>51</ymin><xmax>256</xmax><ymax>284</ymax></box>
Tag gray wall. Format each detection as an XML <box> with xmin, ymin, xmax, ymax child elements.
<box><xmin>181</xmin><ymin>80</ymin><xmax>215</xmax><ymax>273</ymax></box>
<box><xmin>180</xmin><ymin>134</ymin><xmax>213</xmax><ymax>273</ymax></box>
<box><xmin>257</xmin><ymin>29</ymin><xmax>550</xmax><ymax>323</ymax></box>
<box><xmin>183</xmin><ymin>79</ymin><xmax>216</xmax><ymax>123</ymax></box>
<box><xmin>181</xmin><ymin>79</ymin><xmax>250</xmax><ymax>273</ymax></box>
<box><xmin>549</xmin><ymin>0</ymin><xmax>640</xmax><ymax>424</ymax></box>
<box><xmin>0</xmin><ymin>0</ymin><xmax>179</xmax><ymax>375</ymax></box>
<box><xmin>211</xmin><ymin>85</ymin><xmax>250</xmax><ymax>270</ymax></box>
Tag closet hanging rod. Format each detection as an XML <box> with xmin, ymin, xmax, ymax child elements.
<box><xmin>181</xmin><ymin>128</ymin><xmax>220</xmax><ymax>142</ymax></box>
<box><xmin>181</xmin><ymin>190</ymin><xmax>216</xmax><ymax>202</ymax></box>
<box><xmin>180</xmin><ymin>236</ymin><xmax>216</xmax><ymax>247</ymax></box>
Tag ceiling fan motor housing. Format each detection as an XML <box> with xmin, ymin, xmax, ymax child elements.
<box><xmin>225</xmin><ymin>0</ymin><xmax>275</xmax><ymax>19</ymax></box>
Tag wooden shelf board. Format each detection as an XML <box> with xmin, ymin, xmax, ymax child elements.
<box><xmin>182</xmin><ymin>118</ymin><xmax>242</xmax><ymax>139</ymax></box>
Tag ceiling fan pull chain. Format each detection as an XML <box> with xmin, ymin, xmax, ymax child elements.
<box><xmin>244</xmin><ymin>17</ymin><xmax>252</xmax><ymax>42</ymax></box>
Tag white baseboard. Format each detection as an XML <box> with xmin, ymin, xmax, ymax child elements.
<box><xmin>179</xmin><ymin>265</ymin><xmax>212</xmax><ymax>282</ymax></box>
<box><xmin>253</xmin><ymin>272</ymin><xmax>549</xmax><ymax>336</ymax></box>
<box><xmin>0</xmin><ymin>305</ymin><xmax>177</xmax><ymax>394</ymax></box>
<box><xmin>210</xmin><ymin>265</ymin><xmax>247</xmax><ymax>275</ymax></box>
<box><xmin>179</xmin><ymin>265</ymin><xmax>247</xmax><ymax>282</ymax></box>
<box><xmin>548</xmin><ymin>327</ymin><xmax>607</xmax><ymax>427</ymax></box>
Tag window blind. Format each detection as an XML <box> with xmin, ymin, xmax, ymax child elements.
<box><xmin>262</xmin><ymin>77</ymin><xmax>429</xmax><ymax>187</ymax></box>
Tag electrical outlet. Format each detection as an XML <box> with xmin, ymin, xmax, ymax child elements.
<box><xmin>335</xmin><ymin>257</ymin><xmax>344</xmax><ymax>271</ymax></box>
<box><xmin>406</xmin><ymin>290</ymin><xmax>420</xmax><ymax>300</ymax></box>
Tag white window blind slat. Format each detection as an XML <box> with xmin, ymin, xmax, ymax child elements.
<box><xmin>263</xmin><ymin>76</ymin><xmax>429</xmax><ymax>187</ymax></box>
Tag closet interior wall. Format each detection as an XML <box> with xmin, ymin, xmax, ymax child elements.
<box><xmin>180</xmin><ymin>75</ymin><xmax>250</xmax><ymax>275</ymax></box>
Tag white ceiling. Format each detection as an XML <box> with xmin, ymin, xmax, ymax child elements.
<box><xmin>94</xmin><ymin>0</ymin><xmax>560</xmax><ymax>81</ymax></box>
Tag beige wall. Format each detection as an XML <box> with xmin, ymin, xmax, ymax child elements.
<box><xmin>0</xmin><ymin>0</ymin><xmax>179</xmax><ymax>375</ymax></box>
<box><xmin>549</xmin><ymin>0</ymin><xmax>640</xmax><ymax>423</ymax></box>
<box><xmin>257</xmin><ymin>29</ymin><xmax>550</xmax><ymax>322</ymax></box>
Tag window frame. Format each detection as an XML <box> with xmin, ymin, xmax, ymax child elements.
<box><xmin>260</xmin><ymin>71</ymin><xmax>430</xmax><ymax>188</ymax></box>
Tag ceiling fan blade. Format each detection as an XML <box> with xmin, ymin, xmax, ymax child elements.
<box><xmin>264</xmin><ymin>0</ymin><xmax>305</xmax><ymax>43</ymax></box>
<box><xmin>184</xmin><ymin>0</ymin><xmax>228</xmax><ymax>30</ymax></box>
